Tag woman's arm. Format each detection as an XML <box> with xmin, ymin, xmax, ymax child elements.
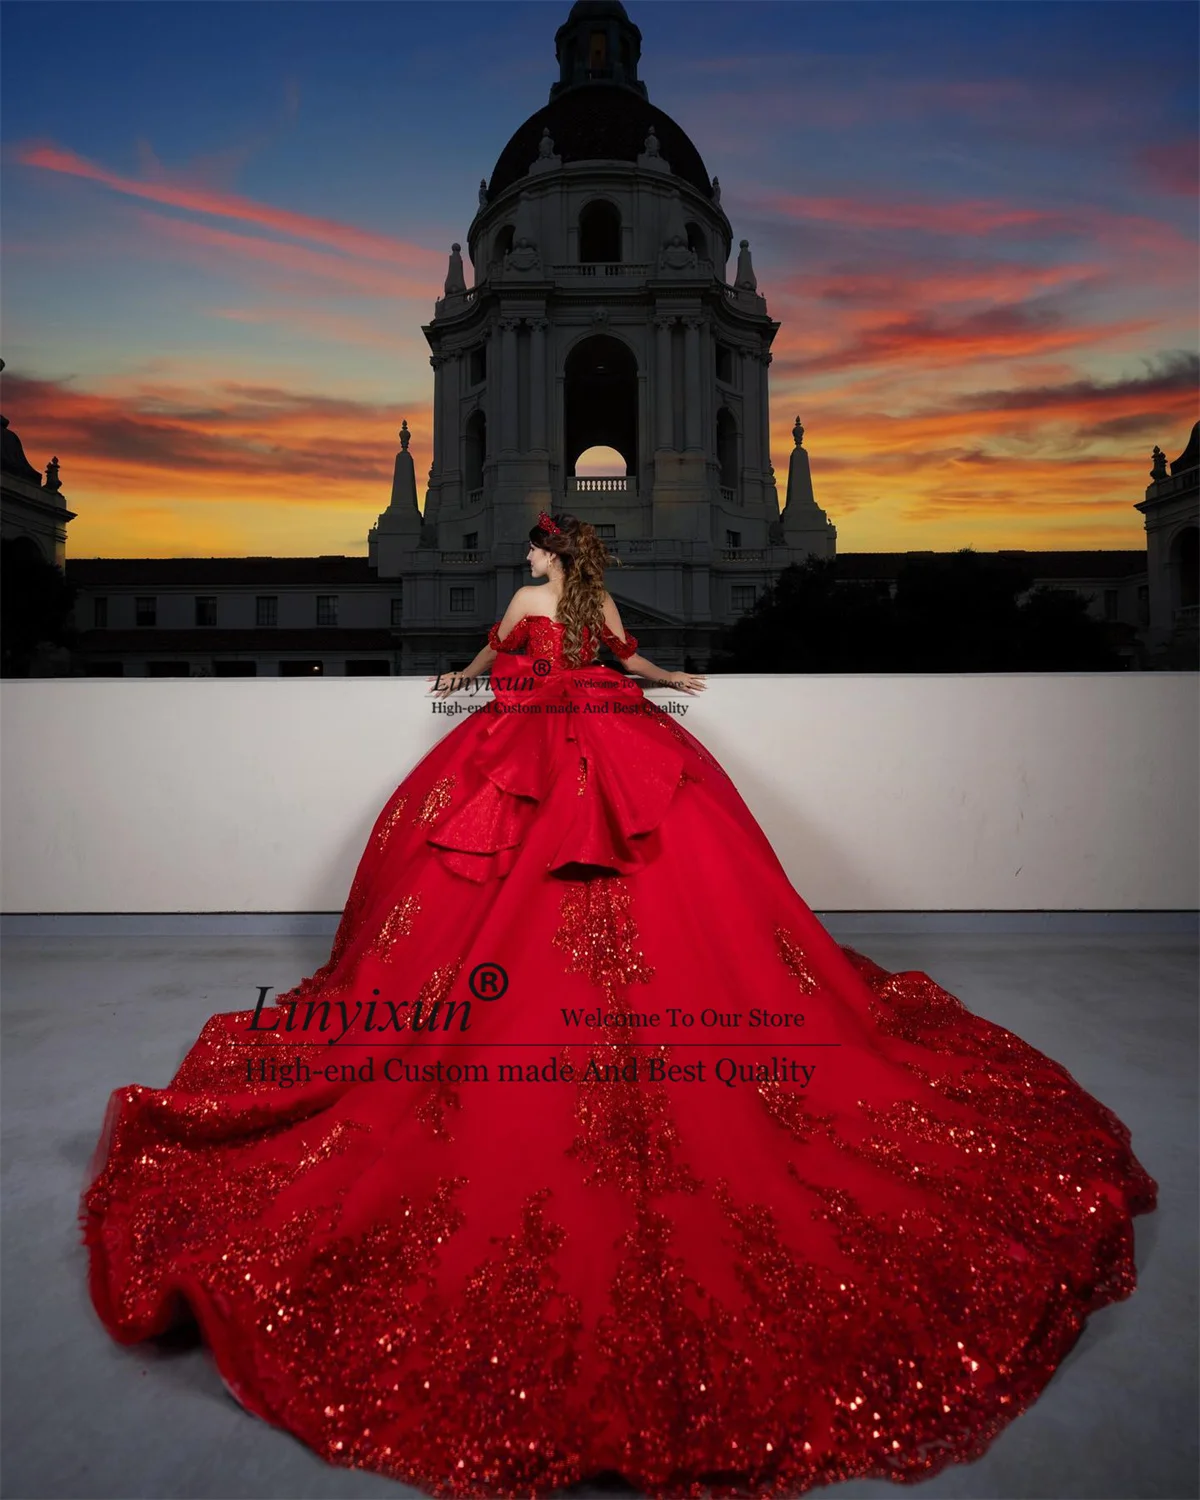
<box><xmin>429</xmin><ymin>644</ymin><xmax>495</xmax><ymax>698</ymax></box>
<box><xmin>428</xmin><ymin>588</ymin><xmax>530</xmax><ymax>697</ymax></box>
<box><xmin>602</xmin><ymin>595</ymin><xmax>706</xmax><ymax>694</ymax></box>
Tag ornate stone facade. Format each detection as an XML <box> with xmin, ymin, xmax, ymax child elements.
<box><xmin>368</xmin><ymin>0</ymin><xmax>835</xmax><ymax>671</ymax></box>
<box><xmin>1136</xmin><ymin>421</ymin><xmax>1198</xmax><ymax>650</ymax></box>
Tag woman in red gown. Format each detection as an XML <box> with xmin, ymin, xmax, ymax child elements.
<box><xmin>82</xmin><ymin>511</ymin><xmax>1157</xmax><ymax>1498</ymax></box>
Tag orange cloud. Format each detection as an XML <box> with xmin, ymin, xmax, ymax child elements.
<box><xmin>772</xmin><ymin>304</ymin><xmax>1158</xmax><ymax>377</ymax></box>
<box><xmin>10</xmin><ymin>139</ymin><xmax>445</xmax><ymax>271</ymax></box>
<box><xmin>136</xmin><ymin>210</ymin><xmax>440</xmax><ymax>301</ymax></box>
<box><xmin>2</xmin><ymin>372</ymin><xmax>434</xmax><ymax>557</ymax></box>
<box><xmin>208</xmin><ymin>305</ymin><xmax>426</xmax><ymax>355</ymax></box>
<box><xmin>756</xmin><ymin>190</ymin><xmax>1198</xmax><ymax>264</ymax></box>
<box><xmin>1136</xmin><ymin>137</ymin><xmax>1199</xmax><ymax>197</ymax></box>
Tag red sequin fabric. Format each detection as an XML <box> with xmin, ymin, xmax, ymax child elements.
<box><xmin>82</xmin><ymin>632</ymin><xmax>1157</xmax><ymax>1498</ymax></box>
<box><xmin>487</xmin><ymin>613</ymin><xmax>638</xmax><ymax>662</ymax></box>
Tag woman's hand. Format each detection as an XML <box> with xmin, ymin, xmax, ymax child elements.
<box><xmin>427</xmin><ymin>672</ymin><xmax>471</xmax><ymax>699</ymax></box>
<box><xmin>665</xmin><ymin>671</ymin><xmax>706</xmax><ymax>694</ymax></box>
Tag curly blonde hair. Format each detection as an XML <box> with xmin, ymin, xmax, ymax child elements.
<box><xmin>529</xmin><ymin>511</ymin><xmax>618</xmax><ymax>666</ymax></box>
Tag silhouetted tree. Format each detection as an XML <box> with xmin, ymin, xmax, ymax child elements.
<box><xmin>1011</xmin><ymin>586</ymin><xmax>1123</xmax><ymax>670</ymax></box>
<box><xmin>711</xmin><ymin>557</ymin><xmax>896</xmax><ymax>672</ymax></box>
<box><xmin>713</xmin><ymin>549</ymin><xmax>1122</xmax><ymax>672</ymax></box>
<box><xmin>1</xmin><ymin>536</ymin><xmax>80</xmax><ymax>676</ymax></box>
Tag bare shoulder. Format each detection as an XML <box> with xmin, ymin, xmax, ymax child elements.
<box><xmin>518</xmin><ymin>583</ymin><xmax>557</xmax><ymax>619</ymax></box>
<box><xmin>601</xmin><ymin>591</ymin><xmax>623</xmax><ymax>625</ymax></box>
<box><xmin>501</xmin><ymin>584</ymin><xmax>544</xmax><ymax>616</ymax></box>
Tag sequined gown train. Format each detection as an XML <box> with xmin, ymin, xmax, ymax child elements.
<box><xmin>82</xmin><ymin>615</ymin><xmax>1157</xmax><ymax>1498</ymax></box>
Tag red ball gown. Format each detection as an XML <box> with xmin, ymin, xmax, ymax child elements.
<box><xmin>82</xmin><ymin>615</ymin><xmax>1157</xmax><ymax>1498</ymax></box>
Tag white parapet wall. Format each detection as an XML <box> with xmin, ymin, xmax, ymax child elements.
<box><xmin>1</xmin><ymin>674</ymin><xmax>1197</xmax><ymax>914</ymax></box>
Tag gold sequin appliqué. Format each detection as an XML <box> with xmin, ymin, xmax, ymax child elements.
<box><xmin>375</xmin><ymin>793</ymin><xmax>409</xmax><ymax>851</ymax></box>
<box><xmin>372</xmin><ymin>894</ymin><xmax>421</xmax><ymax>962</ymax></box>
<box><xmin>553</xmin><ymin>879</ymin><xmax>700</xmax><ymax>1197</ymax></box>
<box><xmin>83</xmin><ymin>1115</ymin><xmax>371</xmax><ymax>1328</ymax></box>
<box><xmin>776</xmin><ymin>924</ymin><xmax>821</xmax><ymax>994</ymax></box>
<box><xmin>552</xmin><ymin>877</ymin><xmax>654</xmax><ymax>1000</ymax></box>
<box><xmin>591</xmin><ymin>1203</ymin><xmax>758</xmax><ymax>1483</ymax></box>
<box><xmin>757</xmin><ymin>1076</ymin><xmax>837</xmax><ymax>1145</ymax></box>
<box><xmin>415</xmin><ymin>776</ymin><xmax>456</xmax><ymax>828</ymax></box>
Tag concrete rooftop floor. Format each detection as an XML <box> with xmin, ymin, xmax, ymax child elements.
<box><xmin>2</xmin><ymin>924</ymin><xmax>1196</xmax><ymax>1500</ymax></box>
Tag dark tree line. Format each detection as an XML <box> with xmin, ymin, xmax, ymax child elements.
<box><xmin>712</xmin><ymin>550</ymin><xmax>1125</xmax><ymax>672</ymax></box>
<box><xmin>1</xmin><ymin>536</ymin><xmax>80</xmax><ymax>676</ymax></box>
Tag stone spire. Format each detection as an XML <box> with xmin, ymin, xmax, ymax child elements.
<box><xmin>772</xmin><ymin>416</ymin><xmax>837</xmax><ymax>550</ymax></box>
<box><xmin>443</xmin><ymin>243</ymin><xmax>466</xmax><ymax>297</ymax></box>
<box><xmin>378</xmin><ymin>421</ymin><xmax>422</xmax><ymax>539</ymax></box>
<box><xmin>734</xmin><ymin>238</ymin><xmax>758</xmax><ymax>291</ymax></box>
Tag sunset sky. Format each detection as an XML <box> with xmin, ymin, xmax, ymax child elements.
<box><xmin>2</xmin><ymin>0</ymin><xmax>1196</xmax><ymax>559</ymax></box>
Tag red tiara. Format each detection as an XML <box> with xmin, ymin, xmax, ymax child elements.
<box><xmin>536</xmin><ymin>510</ymin><xmax>562</xmax><ymax>536</ymax></box>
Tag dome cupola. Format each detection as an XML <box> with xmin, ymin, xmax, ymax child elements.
<box><xmin>551</xmin><ymin>1</ymin><xmax>646</xmax><ymax>99</ymax></box>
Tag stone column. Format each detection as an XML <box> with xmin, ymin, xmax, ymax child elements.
<box><xmin>429</xmin><ymin>353</ymin><xmax>446</xmax><ymax>472</ymax></box>
<box><xmin>683</xmin><ymin>317</ymin><xmax>702</xmax><ymax>450</ymax></box>
<box><xmin>654</xmin><ymin>315</ymin><xmax>674</xmax><ymax>449</ymax></box>
<box><xmin>759</xmin><ymin>350</ymin><xmax>774</xmax><ymax>481</ymax></box>
<box><xmin>529</xmin><ymin>318</ymin><xmax>548</xmax><ymax>451</ymax></box>
<box><xmin>499</xmin><ymin>318</ymin><xmax>519</xmax><ymax>451</ymax></box>
<box><xmin>444</xmin><ymin>352</ymin><xmax>462</xmax><ymax>478</ymax></box>
<box><xmin>740</xmin><ymin>349</ymin><xmax>759</xmax><ymax>472</ymax></box>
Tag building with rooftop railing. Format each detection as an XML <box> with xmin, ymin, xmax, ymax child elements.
<box><xmin>367</xmin><ymin>0</ymin><xmax>836</xmax><ymax>672</ymax></box>
<box><xmin>5</xmin><ymin>6</ymin><xmax>1194</xmax><ymax>678</ymax></box>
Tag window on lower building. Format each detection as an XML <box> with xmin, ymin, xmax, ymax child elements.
<box><xmin>135</xmin><ymin>597</ymin><xmax>156</xmax><ymax>627</ymax></box>
<box><xmin>146</xmin><ymin>661</ymin><xmax>190</xmax><ymax>676</ymax></box>
<box><xmin>391</xmin><ymin>595</ymin><xmax>403</xmax><ymax>626</ymax></box>
<box><xmin>595</xmin><ymin>524</ymin><xmax>616</xmax><ymax>539</ymax></box>
<box><xmin>93</xmin><ymin>597</ymin><xmax>108</xmax><ymax>628</ymax></box>
<box><xmin>731</xmin><ymin>585</ymin><xmax>757</xmax><ymax>614</ymax></box>
<box><xmin>449</xmin><ymin>587</ymin><xmax>474</xmax><ymax>613</ymax></box>
<box><xmin>195</xmin><ymin>596</ymin><xmax>217</xmax><ymax>627</ymax></box>
<box><xmin>213</xmin><ymin>661</ymin><xmax>257</xmax><ymax>676</ymax></box>
<box><xmin>256</xmin><ymin>596</ymin><xmax>278</xmax><ymax>627</ymax></box>
<box><xmin>86</xmin><ymin>661</ymin><xmax>124</xmax><ymax>676</ymax></box>
<box><xmin>469</xmin><ymin>345</ymin><xmax>486</xmax><ymax>386</ymax></box>
<box><xmin>715</xmin><ymin>344</ymin><xmax>735</xmax><ymax>384</ymax></box>
<box><xmin>1104</xmin><ymin>589</ymin><xmax>1119</xmax><ymax>621</ymax></box>
<box><xmin>316</xmin><ymin>596</ymin><xmax>339</xmax><ymax>626</ymax></box>
<box><xmin>346</xmin><ymin>660</ymin><xmax>390</xmax><ymax>675</ymax></box>
<box><xmin>279</xmin><ymin>660</ymin><xmax>324</xmax><ymax>676</ymax></box>
<box><xmin>726</xmin><ymin>530</ymin><xmax>742</xmax><ymax>549</ymax></box>
<box><xmin>463</xmin><ymin>532</ymin><xmax>479</xmax><ymax>550</ymax></box>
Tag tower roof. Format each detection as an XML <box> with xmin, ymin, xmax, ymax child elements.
<box><xmin>486</xmin><ymin>2</ymin><xmax>712</xmax><ymax>203</ymax></box>
<box><xmin>488</xmin><ymin>84</ymin><xmax>713</xmax><ymax>201</ymax></box>
<box><xmin>566</xmin><ymin>1</ymin><xmax>631</xmax><ymax>17</ymax></box>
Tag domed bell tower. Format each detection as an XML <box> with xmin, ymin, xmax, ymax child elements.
<box><xmin>550</xmin><ymin>1</ymin><xmax>647</xmax><ymax>98</ymax></box>
<box><xmin>376</xmin><ymin>0</ymin><xmax>836</xmax><ymax>671</ymax></box>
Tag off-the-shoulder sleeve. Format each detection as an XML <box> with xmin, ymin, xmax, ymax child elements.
<box><xmin>488</xmin><ymin>617</ymin><xmax>531</xmax><ymax>654</ymax></box>
<box><xmin>600</xmin><ymin>622</ymin><xmax>638</xmax><ymax>661</ymax></box>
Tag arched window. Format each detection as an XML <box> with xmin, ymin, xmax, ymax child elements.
<box><xmin>578</xmin><ymin>200</ymin><xmax>621</xmax><ymax>263</ymax></box>
<box><xmin>1175</xmin><ymin>526</ymin><xmax>1198</xmax><ymax>609</ymax></box>
<box><xmin>716</xmin><ymin>407</ymin><xmax>738</xmax><ymax>493</ymax></box>
<box><xmin>464</xmin><ymin>411</ymin><xmax>486</xmax><ymax>496</ymax></box>
<box><xmin>493</xmin><ymin>225</ymin><xmax>515</xmax><ymax>263</ymax></box>
<box><xmin>685</xmin><ymin>221</ymin><xmax>708</xmax><ymax>261</ymax></box>
<box><xmin>575</xmin><ymin>445</ymin><xmax>627</xmax><ymax>477</ymax></box>
<box><xmin>564</xmin><ymin>336</ymin><xmax>638</xmax><ymax>478</ymax></box>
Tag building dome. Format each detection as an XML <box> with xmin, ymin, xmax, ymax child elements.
<box><xmin>566</xmin><ymin>0</ymin><xmax>631</xmax><ymax>17</ymax></box>
<box><xmin>487</xmin><ymin>84</ymin><xmax>713</xmax><ymax>202</ymax></box>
